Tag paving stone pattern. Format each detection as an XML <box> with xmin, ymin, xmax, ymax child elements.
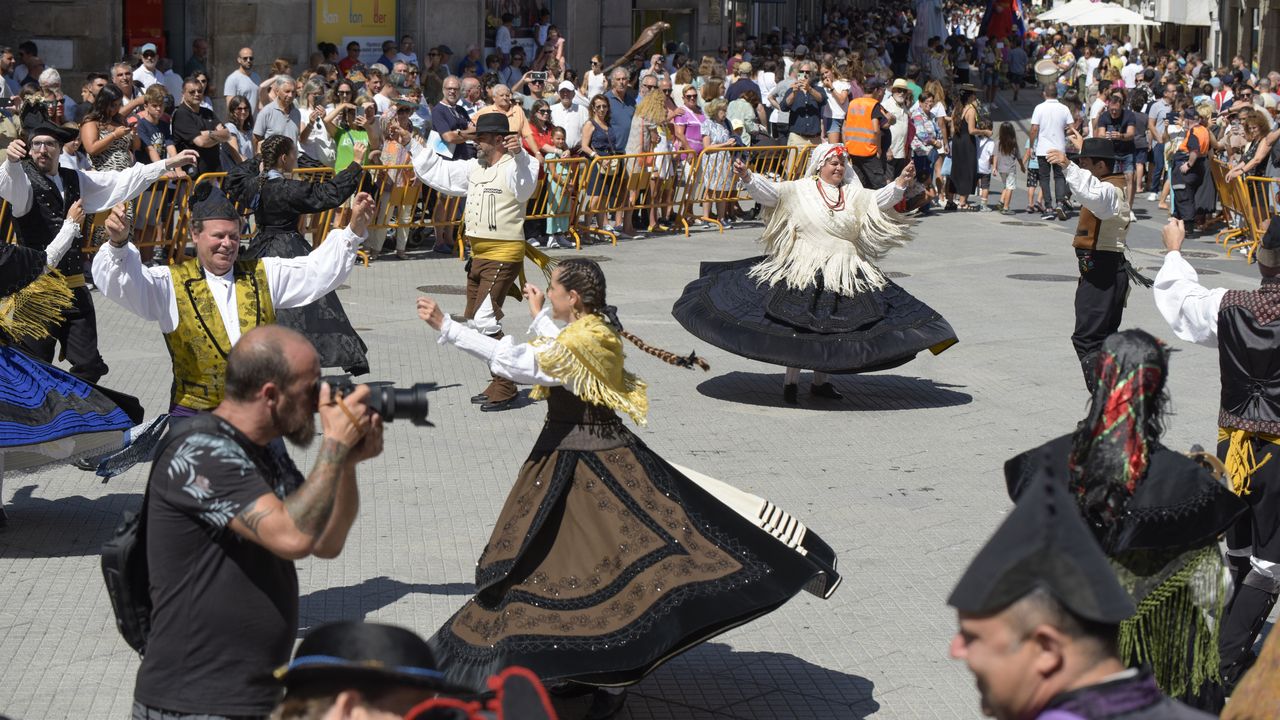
<box><xmin>1</xmin><ymin>117</ymin><xmax>1273</xmax><ymax>717</ymax></box>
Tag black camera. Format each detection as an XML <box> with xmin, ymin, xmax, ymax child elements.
<box><xmin>320</xmin><ymin>375</ymin><xmax>435</xmax><ymax>426</ymax></box>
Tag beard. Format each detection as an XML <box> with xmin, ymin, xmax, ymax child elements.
<box><xmin>285</xmin><ymin>413</ymin><xmax>316</xmax><ymax>448</ymax></box>
<box><xmin>273</xmin><ymin>402</ymin><xmax>317</xmax><ymax>448</ymax></box>
<box><xmin>476</xmin><ymin>152</ymin><xmax>493</xmax><ymax>168</ymax></box>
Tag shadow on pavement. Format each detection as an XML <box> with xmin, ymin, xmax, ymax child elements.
<box><xmin>697</xmin><ymin>371</ymin><xmax>972</xmax><ymax>411</ymax></box>
<box><xmin>553</xmin><ymin>641</ymin><xmax>879</xmax><ymax>719</ymax></box>
<box><xmin>0</xmin><ymin>484</ymin><xmax>140</xmax><ymax>558</ymax></box>
<box><xmin>298</xmin><ymin>575</ymin><xmax>475</xmax><ymax>634</ymax></box>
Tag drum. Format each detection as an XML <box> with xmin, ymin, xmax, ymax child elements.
<box><xmin>1035</xmin><ymin>58</ymin><xmax>1061</xmax><ymax>87</ymax></box>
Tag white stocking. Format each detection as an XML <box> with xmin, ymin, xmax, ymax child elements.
<box><xmin>813</xmin><ymin>371</ymin><xmax>830</xmax><ymax>385</ymax></box>
<box><xmin>784</xmin><ymin>367</ymin><xmax>801</xmax><ymax>385</ymax></box>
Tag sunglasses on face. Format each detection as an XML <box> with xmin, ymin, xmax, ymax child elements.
<box><xmin>643</xmin><ymin>84</ymin><xmax>657</xmax><ymax>90</ymax></box>
<box><xmin>662</xmin><ymin>88</ymin><xmax>672</xmax><ymax>94</ymax></box>
<box><xmin>240</xmin><ymin>56</ymin><xmax>253</xmax><ymax>61</ymax></box>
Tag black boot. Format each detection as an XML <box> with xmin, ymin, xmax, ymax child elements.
<box><xmin>783</xmin><ymin>383</ymin><xmax>798</xmax><ymax>404</ymax></box>
<box><xmin>1219</xmin><ymin>581</ymin><xmax>1279</xmax><ymax>690</ymax></box>
<box><xmin>585</xmin><ymin>688</ymin><xmax>628</xmax><ymax>720</ymax></box>
<box><xmin>811</xmin><ymin>382</ymin><xmax>844</xmax><ymax>400</ymax></box>
<box><xmin>1227</xmin><ymin>553</ymin><xmax>1253</xmax><ymax>596</ymax></box>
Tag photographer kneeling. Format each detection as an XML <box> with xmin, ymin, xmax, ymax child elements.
<box><xmin>132</xmin><ymin>325</ymin><xmax>384</xmax><ymax>720</ymax></box>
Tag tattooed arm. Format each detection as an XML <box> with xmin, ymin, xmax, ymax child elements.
<box><xmin>228</xmin><ymin>384</ymin><xmax>378</xmax><ymax>559</ymax></box>
<box><xmin>311</xmin><ymin>414</ymin><xmax>383</xmax><ymax>559</ymax></box>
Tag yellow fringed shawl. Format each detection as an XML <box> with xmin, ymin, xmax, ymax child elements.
<box><xmin>0</xmin><ymin>271</ymin><xmax>74</xmax><ymax>343</ymax></box>
<box><xmin>527</xmin><ymin>314</ymin><xmax>649</xmax><ymax>426</ymax></box>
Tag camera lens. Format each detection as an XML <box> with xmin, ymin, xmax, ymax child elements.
<box><xmin>369</xmin><ymin>384</ymin><xmax>434</xmax><ymax>426</ymax></box>
<box><xmin>319</xmin><ymin>376</ymin><xmax>435</xmax><ymax>427</ymax></box>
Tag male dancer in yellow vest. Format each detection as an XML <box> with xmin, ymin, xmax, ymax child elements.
<box><xmin>1046</xmin><ymin>134</ymin><xmax>1144</xmax><ymax>391</ymax></box>
<box><xmin>410</xmin><ymin>112</ymin><xmax>542</xmax><ymax>412</ymax></box>
<box><xmin>91</xmin><ymin>186</ymin><xmax>375</xmax><ymax>415</ymax></box>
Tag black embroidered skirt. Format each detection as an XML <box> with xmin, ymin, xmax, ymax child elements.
<box><xmin>428</xmin><ymin>389</ymin><xmax>840</xmax><ymax>689</ymax></box>
<box><xmin>671</xmin><ymin>256</ymin><xmax>958</xmax><ymax>373</ymax></box>
<box><xmin>242</xmin><ymin>229</ymin><xmax>370</xmax><ymax>375</ymax></box>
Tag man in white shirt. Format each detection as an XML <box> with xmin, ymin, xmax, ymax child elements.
<box><xmin>133</xmin><ymin>43</ymin><xmax>161</xmax><ymax>89</ymax></box>
<box><xmin>1046</xmin><ymin>138</ymin><xmax>1135</xmax><ymax>389</ymax></box>
<box><xmin>91</xmin><ymin>187</ymin><xmax>374</xmax><ymax>413</ymax></box>
<box><xmin>222</xmin><ymin>47</ymin><xmax>260</xmax><ymax>111</ymax></box>
<box><xmin>495</xmin><ymin>13</ymin><xmax>515</xmax><ymax>58</ymax></box>
<box><xmin>881</xmin><ymin>79</ymin><xmax>912</xmax><ymax>175</ymax></box>
<box><xmin>1120</xmin><ymin>56</ymin><xmax>1143</xmax><ymax>89</ymax></box>
<box><xmin>549</xmin><ymin>80</ymin><xmax>587</xmax><ymax>150</ymax></box>
<box><xmin>409</xmin><ymin>113</ymin><xmax>540</xmax><ymax>412</ymax></box>
<box><xmin>1154</xmin><ymin>218</ymin><xmax>1280</xmax><ymax>693</ymax></box>
<box><xmin>2</xmin><ymin>115</ymin><xmax>199</xmax><ymax>382</ymax></box>
<box><xmin>394</xmin><ymin>35</ymin><xmax>418</xmax><ymax>66</ymax></box>
<box><xmin>1029</xmin><ymin>84</ymin><xmax>1074</xmax><ymax>220</ymax></box>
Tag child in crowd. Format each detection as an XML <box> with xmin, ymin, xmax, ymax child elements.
<box><xmin>1023</xmin><ymin>136</ymin><xmax>1044</xmax><ymax>214</ymax></box>
<box><xmin>975</xmin><ymin>118</ymin><xmax>995</xmax><ymax>211</ymax></box>
<box><xmin>542</xmin><ymin>126</ymin><xmax>573</xmax><ymax>249</ymax></box>
<box><xmin>994</xmin><ymin>122</ymin><xmax>1024</xmax><ymax>215</ymax></box>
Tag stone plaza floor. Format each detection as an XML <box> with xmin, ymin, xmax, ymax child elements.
<box><xmin>1</xmin><ymin>145</ymin><xmax>1274</xmax><ymax>718</ymax></box>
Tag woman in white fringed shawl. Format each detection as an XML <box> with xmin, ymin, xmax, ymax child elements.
<box><xmin>672</xmin><ymin>143</ymin><xmax>958</xmax><ymax>404</ymax></box>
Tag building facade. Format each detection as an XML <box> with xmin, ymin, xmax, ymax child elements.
<box><xmin>3</xmin><ymin>0</ymin><xmax>844</xmax><ymax>98</ymax></box>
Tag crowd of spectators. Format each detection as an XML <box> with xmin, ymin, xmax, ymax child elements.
<box><xmin>4</xmin><ymin>4</ymin><xmax>1280</xmax><ymax>246</ymax></box>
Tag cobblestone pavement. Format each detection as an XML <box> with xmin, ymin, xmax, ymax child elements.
<box><xmin>1</xmin><ymin>114</ymin><xmax>1274</xmax><ymax>718</ymax></box>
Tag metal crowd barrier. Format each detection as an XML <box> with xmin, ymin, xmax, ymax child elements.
<box><xmin>1228</xmin><ymin>176</ymin><xmax>1280</xmax><ymax>263</ymax></box>
<box><xmin>681</xmin><ymin>144</ymin><xmax>813</xmax><ymax>231</ymax></box>
<box><xmin>0</xmin><ymin>145</ymin><xmax>827</xmax><ymax>261</ymax></box>
<box><xmin>575</xmin><ymin>150</ymin><xmax>689</xmax><ymax>243</ymax></box>
<box><xmin>526</xmin><ymin>156</ymin><xmax>587</xmax><ymax>248</ymax></box>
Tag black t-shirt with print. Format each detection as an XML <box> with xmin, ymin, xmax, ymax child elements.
<box><xmin>133</xmin><ymin>414</ymin><xmax>303</xmax><ymax>716</ymax></box>
<box><xmin>1096</xmin><ymin>108</ymin><xmax>1137</xmax><ymax>155</ymax></box>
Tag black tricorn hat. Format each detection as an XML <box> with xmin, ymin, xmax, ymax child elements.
<box><xmin>947</xmin><ymin>464</ymin><xmax>1136</xmax><ymax>624</ymax></box>
<box><xmin>1076</xmin><ymin>137</ymin><xmax>1118</xmax><ymax>162</ymax></box>
<box><xmin>188</xmin><ymin>182</ymin><xmax>241</xmax><ymax>222</ymax></box>
<box><xmin>276</xmin><ymin>621</ymin><xmax>481</xmax><ymax>696</ymax></box>
<box><xmin>474</xmin><ymin>112</ymin><xmax>514</xmax><ymax>135</ymax></box>
<box><xmin>20</xmin><ymin>102</ymin><xmax>77</xmax><ymax>145</ymax></box>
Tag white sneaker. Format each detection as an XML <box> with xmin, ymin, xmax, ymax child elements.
<box><xmin>547</xmin><ymin>234</ymin><xmax>569</xmax><ymax>249</ymax></box>
<box><xmin>1128</xmin><ymin>211</ymin><xmax>1137</xmax><ymax>222</ymax></box>
<box><xmin>528</xmin><ymin>237</ymin><xmax>544</xmax><ymax>248</ymax></box>
<box><xmin>1146</xmin><ymin>192</ymin><xmax>1158</xmax><ymax>202</ymax></box>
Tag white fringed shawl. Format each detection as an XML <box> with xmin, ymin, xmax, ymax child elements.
<box><xmin>748</xmin><ymin>178</ymin><xmax>912</xmax><ymax>296</ymax></box>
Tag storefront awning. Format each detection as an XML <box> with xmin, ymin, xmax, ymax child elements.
<box><xmin>1154</xmin><ymin>0</ymin><xmax>1211</xmax><ymax>25</ymax></box>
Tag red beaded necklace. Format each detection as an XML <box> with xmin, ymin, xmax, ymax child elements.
<box><xmin>814</xmin><ymin>177</ymin><xmax>845</xmax><ymax>214</ymax></box>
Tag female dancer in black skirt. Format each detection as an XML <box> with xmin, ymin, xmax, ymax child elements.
<box><xmin>225</xmin><ymin>135</ymin><xmax>370</xmax><ymax>374</ymax></box>
<box><xmin>672</xmin><ymin>143</ymin><xmax>957</xmax><ymax>404</ymax></box>
<box><xmin>417</xmin><ymin>258</ymin><xmax>840</xmax><ymax>717</ymax></box>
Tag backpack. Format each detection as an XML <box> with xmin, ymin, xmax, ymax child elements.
<box><xmin>100</xmin><ymin>414</ymin><xmax>224</xmax><ymax>656</ymax></box>
<box><xmin>101</xmin><ymin>482</ymin><xmax>152</xmax><ymax>656</ymax></box>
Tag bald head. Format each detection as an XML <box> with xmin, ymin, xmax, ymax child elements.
<box><xmin>224</xmin><ymin>326</ymin><xmax>318</xmax><ymax>403</ymax></box>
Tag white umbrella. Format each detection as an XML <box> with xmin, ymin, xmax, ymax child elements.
<box><xmin>1065</xmin><ymin>3</ymin><xmax>1160</xmax><ymax>25</ymax></box>
<box><xmin>1038</xmin><ymin>0</ymin><xmax>1100</xmax><ymax>22</ymax></box>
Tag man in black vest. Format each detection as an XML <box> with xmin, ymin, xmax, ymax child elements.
<box><xmin>0</xmin><ymin>104</ymin><xmax>196</xmax><ymax>381</ymax></box>
<box><xmin>1154</xmin><ymin>216</ymin><xmax>1280</xmax><ymax>691</ymax></box>
<box><xmin>1046</xmin><ymin>136</ymin><xmax>1140</xmax><ymax>391</ymax></box>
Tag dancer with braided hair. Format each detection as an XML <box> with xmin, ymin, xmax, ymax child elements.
<box><xmin>224</xmin><ymin>134</ymin><xmax>371</xmax><ymax>374</ymax></box>
<box><xmin>417</xmin><ymin>258</ymin><xmax>840</xmax><ymax>718</ymax></box>
<box><xmin>1004</xmin><ymin>329</ymin><xmax>1244</xmax><ymax>713</ymax></box>
<box><xmin>672</xmin><ymin>144</ymin><xmax>957</xmax><ymax>404</ymax></box>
